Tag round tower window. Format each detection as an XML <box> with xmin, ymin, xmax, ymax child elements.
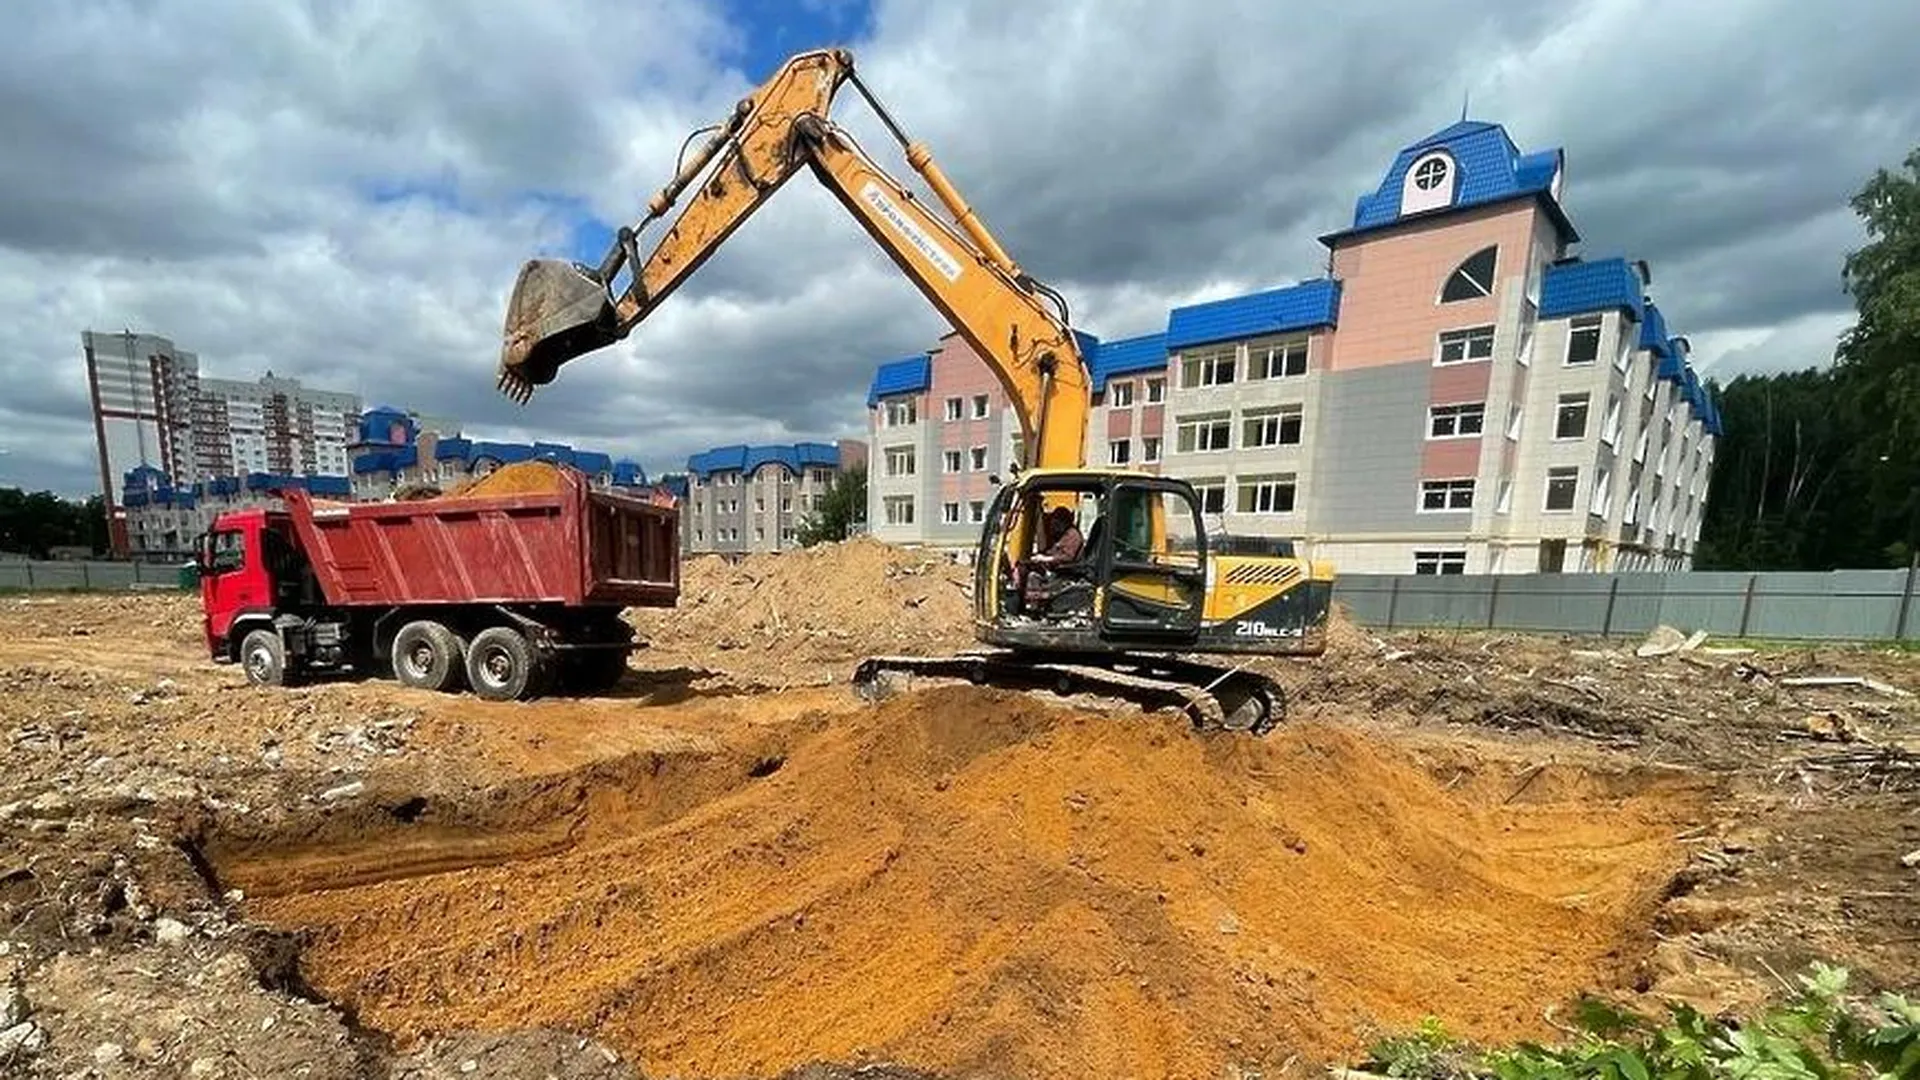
<box><xmin>1413</xmin><ymin>156</ymin><xmax>1450</xmax><ymax>190</ymax></box>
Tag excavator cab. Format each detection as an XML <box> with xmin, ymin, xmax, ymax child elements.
<box><xmin>975</xmin><ymin>470</ymin><xmax>1207</xmax><ymax>652</ymax></box>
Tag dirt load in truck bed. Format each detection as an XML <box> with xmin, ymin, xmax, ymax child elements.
<box><xmin>0</xmin><ymin>546</ymin><xmax>1916</xmax><ymax>1079</ymax></box>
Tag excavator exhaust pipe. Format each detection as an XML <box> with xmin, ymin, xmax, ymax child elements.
<box><xmin>497</xmin><ymin>258</ymin><xmax>621</xmax><ymax>403</ymax></box>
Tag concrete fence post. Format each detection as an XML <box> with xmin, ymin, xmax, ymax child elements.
<box><xmin>1485</xmin><ymin>576</ymin><xmax>1502</xmax><ymax>630</ymax></box>
<box><xmin>1601</xmin><ymin>576</ymin><xmax>1621</xmax><ymax>637</ymax></box>
<box><xmin>1897</xmin><ymin>552</ymin><xmax>1919</xmax><ymax>641</ymax></box>
<box><xmin>23</xmin><ymin>564</ymin><xmax>32</xmax><ymax>590</ymax></box>
<box><xmin>1737</xmin><ymin>574</ymin><xmax>1759</xmax><ymax>639</ymax></box>
<box><xmin>1386</xmin><ymin>576</ymin><xmax>1401</xmax><ymax>631</ymax></box>
<box><xmin>80</xmin><ymin>562</ymin><xmax>91</xmax><ymax>590</ymax></box>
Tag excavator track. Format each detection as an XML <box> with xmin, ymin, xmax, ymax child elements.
<box><xmin>850</xmin><ymin>650</ymin><xmax>1285</xmax><ymax>736</ymax></box>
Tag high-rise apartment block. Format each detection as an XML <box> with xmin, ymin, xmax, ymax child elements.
<box><xmin>865</xmin><ymin>120</ymin><xmax>1722</xmax><ymax>574</ymax></box>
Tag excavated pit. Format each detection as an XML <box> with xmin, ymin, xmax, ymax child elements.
<box><xmin>208</xmin><ymin>686</ymin><xmax>1710</xmax><ymax>1080</ymax></box>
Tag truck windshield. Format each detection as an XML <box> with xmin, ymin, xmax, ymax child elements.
<box><xmin>208</xmin><ymin>530</ymin><xmax>245</xmax><ymax>574</ymax></box>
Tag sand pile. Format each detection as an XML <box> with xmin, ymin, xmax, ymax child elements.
<box><xmin>629</xmin><ymin>538</ymin><xmax>976</xmax><ymax>663</ymax></box>
<box><xmin>453</xmin><ymin>460</ymin><xmax>570</xmax><ymax>498</ymax></box>
<box><xmin>232</xmin><ymin>686</ymin><xmax>1698</xmax><ymax>1080</ymax></box>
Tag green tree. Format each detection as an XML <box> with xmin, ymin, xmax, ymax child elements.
<box><xmin>0</xmin><ymin>488</ymin><xmax>105</xmax><ymax>558</ymax></box>
<box><xmin>795</xmin><ymin>462</ymin><xmax>866</xmax><ymax>546</ymax></box>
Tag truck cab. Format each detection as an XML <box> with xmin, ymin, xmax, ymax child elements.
<box><xmin>195</xmin><ymin>509</ymin><xmax>320</xmax><ymax>665</ymax></box>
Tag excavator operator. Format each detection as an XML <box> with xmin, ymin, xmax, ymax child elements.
<box><xmin>1019</xmin><ymin>506</ymin><xmax>1088</xmax><ymax>613</ymax></box>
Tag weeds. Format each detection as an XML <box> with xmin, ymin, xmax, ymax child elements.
<box><xmin>1353</xmin><ymin>964</ymin><xmax>1919</xmax><ymax>1080</ymax></box>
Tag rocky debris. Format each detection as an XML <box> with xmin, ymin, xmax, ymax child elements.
<box><xmin>387</xmin><ymin>1030</ymin><xmax>642</xmax><ymax>1079</ymax></box>
<box><xmin>318</xmin><ymin>780</ymin><xmax>365</xmax><ymax>803</ymax></box>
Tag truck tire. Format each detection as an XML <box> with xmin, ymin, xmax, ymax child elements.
<box><xmin>391</xmin><ymin>620</ymin><xmax>466</xmax><ymax>692</ymax></box>
<box><xmin>240</xmin><ymin>628</ymin><xmax>288</xmax><ymax>687</ymax></box>
<box><xmin>465</xmin><ymin>626</ymin><xmax>546</xmax><ymax>701</ymax></box>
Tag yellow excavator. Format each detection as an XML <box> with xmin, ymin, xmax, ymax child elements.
<box><xmin>495</xmin><ymin>48</ymin><xmax>1333</xmax><ymax>733</ymax></box>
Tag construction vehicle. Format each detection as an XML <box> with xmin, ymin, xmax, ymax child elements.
<box><xmin>196</xmin><ymin>468</ymin><xmax>679</xmax><ymax>700</ymax></box>
<box><xmin>494</xmin><ymin>48</ymin><xmax>1332</xmax><ymax>733</ymax></box>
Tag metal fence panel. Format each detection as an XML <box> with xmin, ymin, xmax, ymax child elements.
<box><xmin>1333</xmin><ymin>567</ymin><xmax>1919</xmax><ymax>643</ymax></box>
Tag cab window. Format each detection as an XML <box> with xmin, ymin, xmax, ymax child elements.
<box><xmin>208</xmin><ymin>530</ymin><xmax>245</xmax><ymax>573</ymax></box>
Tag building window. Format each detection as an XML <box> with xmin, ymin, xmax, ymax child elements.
<box><xmin>1241</xmin><ymin>405</ymin><xmax>1304</xmax><ymax>448</ymax></box>
<box><xmin>943</xmin><ymin>449</ymin><xmax>963</xmax><ymax>473</ymax></box>
<box><xmin>1436</xmin><ymin>325</ymin><xmax>1495</xmax><ymax>365</ymax></box>
<box><xmin>1555</xmin><ymin>393</ymin><xmax>1590</xmax><ymax>440</ymax></box>
<box><xmin>1109</xmin><ymin>439</ymin><xmax>1131</xmax><ymax>465</ymax></box>
<box><xmin>1175</xmin><ymin>413</ymin><xmax>1232</xmax><ymax>453</ymax></box>
<box><xmin>1439</xmin><ymin>246</ymin><xmax>1497</xmax><ymax>303</ymax></box>
<box><xmin>1428</xmin><ymin>402</ymin><xmax>1486</xmax><ymax>439</ymax></box>
<box><xmin>1237</xmin><ymin>473</ymin><xmax>1297</xmax><ymax>513</ymax></box>
<box><xmin>1146</xmin><ymin>377</ymin><xmax>1165</xmax><ymax>403</ymax></box>
<box><xmin>1180</xmin><ymin>347</ymin><xmax>1235</xmax><ymax>388</ymax></box>
<box><xmin>884</xmin><ymin>398</ymin><xmax>918</xmax><ymax>426</ymax></box>
<box><xmin>972</xmin><ymin>394</ymin><xmax>990</xmax><ymax>419</ymax></box>
<box><xmin>882</xmin><ymin>495</ymin><xmax>915</xmax><ymax>525</ymax></box>
<box><xmin>1544</xmin><ymin>466</ymin><xmax>1579</xmax><ymax>511</ymax></box>
<box><xmin>1110</xmin><ymin>381</ymin><xmax>1135</xmax><ymax>407</ymax></box>
<box><xmin>942</xmin><ymin>502</ymin><xmax>961</xmax><ymax>524</ymax></box>
<box><xmin>1249</xmin><ymin>336</ymin><xmax>1309</xmax><ymax>379</ymax></box>
<box><xmin>1414</xmin><ymin>550</ymin><xmax>1467</xmax><ymax>575</ymax></box>
<box><xmin>969</xmin><ymin>445</ymin><xmax>987</xmax><ymax>471</ymax></box>
<box><xmin>1142</xmin><ymin>436</ymin><xmax>1162</xmax><ymax>463</ymax></box>
<box><xmin>1602</xmin><ymin>394</ymin><xmax>1623</xmax><ymax>446</ymax></box>
<box><xmin>884</xmin><ymin>446</ymin><xmax>916</xmax><ymax>477</ymax></box>
<box><xmin>969</xmin><ymin>500</ymin><xmax>985</xmax><ymax>523</ymax></box>
<box><xmin>1191</xmin><ymin>478</ymin><xmax>1227</xmax><ymax>515</ymax></box>
<box><xmin>1495</xmin><ymin>477</ymin><xmax>1513</xmax><ymax>513</ymax></box>
<box><xmin>944</xmin><ymin>396</ymin><xmax>963</xmax><ymax>421</ymax></box>
<box><xmin>1625</xmin><ymin>488</ymin><xmax>1642</xmax><ymax>525</ymax></box>
<box><xmin>1505</xmin><ymin>405</ymin><xmax>1524</xmax><ymax>440</ymax></box>
<box><xmin>1419</xmin><ymin>478</ymin><xmax>1475</xmax><ymax>512</ymax></box>
<box><xmin>1566</xmin><ymin>315</ymin><xmax>1602</xmax><ymax>365</ymax></box>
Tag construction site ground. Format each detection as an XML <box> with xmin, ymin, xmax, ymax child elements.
<box><xmin>1</xmin><ymin>538</ymin><xmax>1915</xmax><ymax>1079</ymax></box>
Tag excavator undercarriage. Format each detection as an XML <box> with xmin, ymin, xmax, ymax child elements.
<box><xmin>851</xmin><ymin>649</ymin><xmax>1285</xmax><ymax>735</ymax></box>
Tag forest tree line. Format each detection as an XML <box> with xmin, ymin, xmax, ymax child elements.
<box><xmin>1696</xmin><ymin>145</ymin><xmax>1920</xmax><ymax>570</ymax></box>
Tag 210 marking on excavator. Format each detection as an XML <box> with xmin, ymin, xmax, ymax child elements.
<box><xmin>1233</xmin><ymin>619</ymin><xmax>1308</xmax><ymax>638</ymax></box>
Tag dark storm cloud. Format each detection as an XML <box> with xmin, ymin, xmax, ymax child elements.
<box><xmin>0</xmin><ymin>0</ymin><xmax>1914</xmax><ymax>495</ymax></box>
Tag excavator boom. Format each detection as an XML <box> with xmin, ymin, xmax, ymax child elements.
<box><xmin>498</xmin><ymin>48</ymin><xmax>1088</xmax><ymax>470</ymax></box>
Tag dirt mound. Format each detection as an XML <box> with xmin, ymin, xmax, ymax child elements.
<box><xmin>226</xmin><ymin>687</ymin><xmax>1700</xmax><ymax>1080</ymax></box>
<box><xmin>455</xmin><ymin>460</ymin><xmax>569</xmax><ymax>498</ymax></box>
<box><xmin>629</xmin><ymin>538</ymin><xmax>975</xmax><ymax>671</ymax></box>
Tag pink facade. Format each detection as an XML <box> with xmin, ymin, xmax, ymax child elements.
<box><xmin>1107</xmin><ymin>410</ymin><xmax>1133</xmax><ymax>438</ymax></box>
<box><xmin>1325</xmin><ymin>203</ymin><xmax>1539</xmax><ymax>372</ymax></box>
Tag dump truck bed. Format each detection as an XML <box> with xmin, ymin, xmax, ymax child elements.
<box><xmin>282</xmin><ymin>471</ymin><xmax>678</xmax><ymax>609</ymax></box>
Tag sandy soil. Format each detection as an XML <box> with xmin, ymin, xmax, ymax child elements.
<box><xmin>0</xmin><ymin>566</ymin><xmax>1915</xmax><ymax>1079</ymax></box>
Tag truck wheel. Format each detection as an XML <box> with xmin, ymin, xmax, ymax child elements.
<box><xmin>465</xmin><ymin>626</ymin><xmax>545</xmax><ymax>701</ymax></box>
<box><xmin>391</xmin><ymin>620</ymin><xmax>466</xmax><ymax>692</ymax></box>
<box><xmin>240</xmin><ymin>629</ymin><xmax>287</xmax><ymax>687</ymax></box>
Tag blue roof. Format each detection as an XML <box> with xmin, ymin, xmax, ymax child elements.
<box><xmin>433</xmin><ymin>436</ymin><xmax>472</xmax><ymax>461</ymax></box>
<box><xmin>1165</xmin><ymin>279</ymin><xmax>1341</xmax><ymax>350</ymax></box>
<box><xmin>1640</xmin><ymin>302</ymin><xmax>1675</xmax><ymax>361</ymax></box>
<box><xmin>353</xmin><ymin>451</ymin><xmax>394</xmax><ymax>475</ymax></box>
<box><xmin>659</xmin><ymin>474</ymin><xmax>689</xmax><ymax>498</ymax></box>
<box><xmin>612</xmin><ymin>460</ymin><xmax>647</xmax><ymax>487</ymax></box>
<box><xmin>867</xmin><ymin>354</ymin><xmax>931</xmax><ymax>406</ymax></box>
<box><xmin>469</xmin><ymin>441</ymin><xmax>536</xmax><ymax>466</ymax></box>
<box><xmin>1089</xmin><ymin>332</ymin><xmax>1168</xmax><ymax>392</ymax></box>
<box><xmin>689</xmin><ymin>441</ymin><xmax>841</xmax><ymax>479</ymax></box>
<box><xmin>1327</xmin><ymin>121</ymin><xmax>1574</xmax><ymax>245</ymax></box>
<box><xmin>1539</xmin><ymin>258</ymin><xmax>1646</xmax><ymax>322</ymax></box>
<box><xmin>570</xmin><ymin>450</ymin><xmax>612</xmax><ymax>475</ymax></box>
<box><xmin>308</xmin><ymin>476</ymin><xmax>352</xmax><ymax>498</ymax></box>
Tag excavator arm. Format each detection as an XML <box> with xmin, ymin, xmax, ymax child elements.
<box><xmin>498</xmin><ymin>47</ymin><xmax>1089</xmax><ymax>471</ymax></box>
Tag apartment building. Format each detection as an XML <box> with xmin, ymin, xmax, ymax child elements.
<box><xmin>81</xmin><ymin>330</ymin><xmax>203</xmax><ymax>552</ymax></box>
<box><xmin>196</xmin><ymin>373</ymin><xmax>358</xmax><ymax>478</ymax></box>
<box><xmin>682</xmin><ymin>440</ymin><xmax>866</xmax><ymax>554</ymax></box>
<box><xmin>861</xmin><ymin>119</ymin><xmax>1721</xmax><ymax>572</ymax></box>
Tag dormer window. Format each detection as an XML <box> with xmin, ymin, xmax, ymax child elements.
<box><xmin>1402</xmin><ymin>150</ymin><xmax>1456</xmax><ymax>214</ymax></box>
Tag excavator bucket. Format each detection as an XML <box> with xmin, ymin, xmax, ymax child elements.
<box><xmin>497</xmin><ymin>258</ymin><xmax>621</xmax><ymax>403</ymax></box>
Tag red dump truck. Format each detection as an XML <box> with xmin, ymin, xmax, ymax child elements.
<box><xmin>194</xmin><ymin>467</ymin><xmax>679</xmax><ymax>700</ymax></box>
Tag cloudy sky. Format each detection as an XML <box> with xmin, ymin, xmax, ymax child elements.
<box><xmin>2</xmin><ymin>0</ymin><xmax>1914</xmax><ymax>495</ymax></box>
